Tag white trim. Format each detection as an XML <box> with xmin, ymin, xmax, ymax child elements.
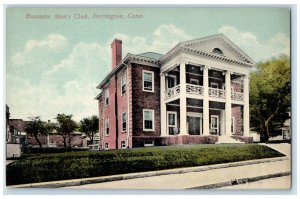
<box><xmin>167</xmin><ymin>111</ymin><xmax>178</xmax><ymax>135</ymax></box>
<box><xmin>231</xmin><ymin>117</ymin><xmax>235</xmax><ymax>134</ymax></box>
<box><xmin>211</xmin><ymin>115</ymin><xmax>219</xmax><ymax>133</ymax></box>
<box><xmin>190</xmin><ymin>78</ymin><xmax>199</xmax><ymax>85</ymax></box>
<box><xmin>143</xmin><ymin>109</ymin><xmax>155</xmax><ymax>131</ymax></box>
<box><xmin>167</xmin><ymin>75</ymin><xmax>177</xmax><ymax>88</ymax></box>
<box><xmin>121</xmin><ymin>141</ymin><xmax>126</xmax><ymax>149</ymax></box>
<box><xmin>121</xmin><ymin>74</ymin><xmax>126</xmax><ymax>96</ymax></box>
<box><xmin>121</xmin><ymin>112</ymin><xmax>127</xmax><ymax>132</ymax></box>
<box><xmin>142</xmin><ymin>70</ymin><xmax>154</xmax><ymax>92</ymax></box>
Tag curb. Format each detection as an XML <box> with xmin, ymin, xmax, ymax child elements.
<box><xmin>8</xmin><ymin>156</ymin><xmax>288</xmax><ymax>188</ymax></box>
<box><xmin>187</xmin><ymin>171</ymin><xmax>291</xmax><ymax>189</ymax></box>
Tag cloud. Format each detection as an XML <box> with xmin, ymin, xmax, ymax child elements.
<box><xmin>11</xmin><ymin>34</ymin><xmax>67</xmax><ymax>65</ymax></box>
<box><xmin>6</xmin><ymin>24</ymin><xmax>191</xmax><ymax>122</ymax></box>
<box><xmin>113</xmin><ymin>24</ymin><xmax>191</xmax><ymax>56</ymax></box>
<box><xmin>217</xmin><ymin>26</ymin><xmax>290</xmax><ymax>61</ymax></box>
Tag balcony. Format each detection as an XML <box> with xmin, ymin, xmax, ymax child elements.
<box><xmin>231</xmin><ymin>91</ymin><xmax>244</xmax><ymax>101</ymax></box>
<box><xmin>186</xmin><ymin>84</ymin><xmax>204</xmax><ymax>95</ymax></box>
<box><xmin>165</xmin><ymin>84</ymin><xmax>180</xmax><ymax>99</ymax></box>
<box><xmin>208</xmin><ymin>88</ymin><xmax>226</xmax><ymax>98</ymax></box>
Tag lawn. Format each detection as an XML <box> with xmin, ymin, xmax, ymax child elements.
<box><xmin>6</xmin><ymin>144</ymin><xmax>285</xmax><ymax>185</ymax></box>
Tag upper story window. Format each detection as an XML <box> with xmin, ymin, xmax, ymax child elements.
<box><xmin>121</xmin><ymin>75</ymin><xmax>126</xmax><ymax>95</ymax></box>
<box><xmin>167</xmin><ymin>75</ymin><xmax>177</xmax><ymax>88</ymax></box>
<box><xmin>212</xmin><ymin>48</ymin><xmax>224</xmax><ymax>56</ymax></box>
<box><xmin>210</xmin><ymin>82</ymin><xmax>219</xmax><ymax>89</ymax></box>
<box><xmin>143</xmin><ymin>70</ymin><xmax>154</xmax><ymax>92</ymax></box>
<box><xmin>143</xmin><ymin>109</ymin><xmax>155</xmax><ymax>131</ymax></box>
<box><xmin>105</xmin><ymin>89</ymin><xmax>109</xmax><ymax>106</ymax></box>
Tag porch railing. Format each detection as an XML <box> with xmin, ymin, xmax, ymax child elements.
<box><xmin>208</xmin><ymin>88</ymin><xmax>226</xmax><ymax>98</ymax></box>
<box><xmin>165</xmin><ymin>84</ymin><xmax>180</xmax><ymax>99</ymax></box>
<box><xmin>186</xmin><ymin>84</ymin><xmax>204</xmax><ymax>95</ymax></box>
<box><xmin>231</xmin><ymin>91</ymin><xmax>244</xmax><ymax>101</ymax></box>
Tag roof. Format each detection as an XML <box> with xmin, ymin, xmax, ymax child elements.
<box><xmin>96</xmin><ymin>34</ymin><xmax>255</xmax><ymax>94</ymax></box>
<box><xmin>137</xmin><ymin>52</ymin><xmax>163</xmax><ymax>60</ymax></box>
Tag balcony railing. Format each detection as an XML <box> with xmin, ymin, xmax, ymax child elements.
<box><xmin>208</xmin><ymin>88</ymin><xmax>226</xmax><ymax>98</ymax></box>
<box><xmin>186</xmin><ymin>84</ymin><xmax>204</xmax><ymax>95</ymax></box>
<box><xmin>165</xmin><ymin>84</ymin><xmax>180</xmax><ymax>99</ymax></box>
<box><xmin>89</xmin><ymin>144</ymin><xmax>99</xmax><ymax>151</ymax></box>
<box><xmin>231</xmin><ymin>91</ymin><xmax>244</xmax><ymax>101</ymax></box>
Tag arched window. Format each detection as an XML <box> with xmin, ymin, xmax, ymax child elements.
<box><xmin>212</xmin><ymin>48</ymin><xmax>224</xmax><ymax>56</ymax></box>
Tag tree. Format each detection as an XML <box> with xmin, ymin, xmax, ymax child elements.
<box><xmin>55</xmin><ymin>114</ymin><xmax>77</xmax><ymax>147</ymax></box>
<box><xmin>25</xmin><ymin>117</ymin><xmax>50</xmax><ymax>148</ymax></box>
<box><xmin>250</xmin><ymin>55</ymin><xmax>291</xmax><ymax>142</ymax></box>
<box><xmin>79</xmin><ymin>115</ymin><xmax>99</xmax><ymax>145</ymax></box>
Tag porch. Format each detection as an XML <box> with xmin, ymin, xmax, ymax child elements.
<box><xmin>160</xmin><ymin>61</ymin><xmax>250</xmax><ymax>137</ymax></box>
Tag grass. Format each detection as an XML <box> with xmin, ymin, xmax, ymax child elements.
<box><xmin>6</xmin><ymin>144</ymin><xmax>285</xmax><ymax>185</ymax></box>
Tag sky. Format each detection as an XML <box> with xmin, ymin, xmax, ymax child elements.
<box><xmin>5</xmin><ymin>7</ymin><xmax>291</xmax><ymax>122</ymax></box>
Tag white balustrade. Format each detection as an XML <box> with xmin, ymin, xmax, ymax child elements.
<box><xmin>165</xmin><ymin>85</ymin><xmax>180</xmax><ymax>99</ymax></box>
<box><xmin>208</xmin><ymin>88</ymin><xmax>226</xmax><ymax>98</ymax></box>
<box><xmin>186</xmin><ymin>84</ymin><xmax>204</xmax><ymax>95</ymax></box>
<box><xmin>231</xmin><ymin>91</ymin><xmax>244</xmax><ymax>101</ymax></box>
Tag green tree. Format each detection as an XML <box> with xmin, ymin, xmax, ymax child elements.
<box><xmin>55</xmin><ymin>114</ymin><xmax>77</xmax><ymax>147</ymax></box>
<box><xmin>250</xmin><ymin>55</ymin><xmax>291</xmax><ymax>142</ymax></box>
<box><xmin>25</xmin><ymin>116</ymin><xmax>50</xmax><ymax>148</ymax></box>
<box><xmin>79</xmin><ymin>115</ymin><xmax>99</xmax><ymax>145</ymax></box>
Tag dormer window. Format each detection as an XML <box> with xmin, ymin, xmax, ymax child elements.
<box><xmin>212</xmin><ymin>48</ymin><xmax>224</xmax><ymax>56</ymax></box>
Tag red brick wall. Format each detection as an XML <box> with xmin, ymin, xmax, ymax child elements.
<box><xmin>98</xmin><ymin>97</ymin><xmax>104</xmax><ymax>149</ymax></box>
<box><xmin>101</xmin><ymin>78</ymin><xmax>117</xmax><ymax>150</ymax></box>
<box><xmin>131</xmin><ymin>63</ymin><xmax>161</xmax><ymax>137</ymax></box>
<box><xmin>116</xmin><ymin>68</ymin><xmax>129</xmax><ymax>149</ymax></box>
<box><xmin>128</xmin><ymin>65</ymin><xmax>133</xmax><ymax>148</ymax></box>
<box><xmin>232</xmin><ymin>105</ymin><xmax>243</xmax><ymax>135</ymax></box>
<box><xmin>111</xmin><ymin>39</ymin><xmax>122</xmax><ymax>70</ymax></box>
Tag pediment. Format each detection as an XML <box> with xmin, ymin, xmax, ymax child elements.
<box><xmin>180</xmin><ymin>34</ymin><xmax>255</xmax><ymax>65</ymax></box>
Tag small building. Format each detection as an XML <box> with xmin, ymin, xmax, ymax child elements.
<box><xmin>96</xmin><ymin>34</ymin><xmax>255</xmax><ymax>150</ymax></box>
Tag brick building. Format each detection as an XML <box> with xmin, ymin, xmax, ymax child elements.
<box><xmin>96</xmin><ymin>34</ymin><xmax>255</xmax><ymax>150</ymax></box>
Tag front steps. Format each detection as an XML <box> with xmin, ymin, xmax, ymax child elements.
<box><xmin>216</xmin><ymin>135</ymin><xmax>245</xmax><ymax>144</ymax></box>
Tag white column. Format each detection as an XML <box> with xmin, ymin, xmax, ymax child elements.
<box><xmin>243</xmin><ymin>75</ymin><xmax>250</xmax><ymax>135</ymax></box>
<box><xmin>225</xmin><ymin>71</ymin><xmax>232</xmax><ymax>136</ymax></box>
<box><xmin>203</xmin><ymin>66</ymin><xmax>210</xmax><ymax>135</ymax></box>
<box><xmin>160</xmin><ymin>73</ymin><xmax>167</xmax><ymax>136</ymax></box>
<box><xmin>179</xmin><ymin>62</ymin><xmax>188</xmax><ymax>135</ymax></box>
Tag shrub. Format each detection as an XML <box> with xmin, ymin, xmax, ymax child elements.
<box><xmin>6</xmin><ymin>144</ymin><xmax>284</xmax><ymax>185</ymax></box>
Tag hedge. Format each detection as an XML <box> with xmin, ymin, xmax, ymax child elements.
<box><xmin>6</xmin><ymin>144</ymin><xmax>284</xmax><ymax>185</ymax></box>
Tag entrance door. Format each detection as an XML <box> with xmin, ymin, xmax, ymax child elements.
<box><xmin>187</xmin><ymin>113</ymin><xmax>202</xmax><ymax>135</ymax></box>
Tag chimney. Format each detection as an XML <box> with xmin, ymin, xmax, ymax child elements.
<box><xmin>111</xmin><ymin>38</ymin><xmax>122</xmax><ymax>70</ymax></box>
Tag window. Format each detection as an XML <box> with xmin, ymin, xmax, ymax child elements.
<box><xmin>105</xmin><ymin>143</ymin><xmax>109</xmax><ymax>150</ymax></box>
<box><xmin>122</xmin><ymin>112</ymin><xmax>127</xmax><ymax>132</ymax></box>
<box><xmin>167</xmin><ymin>75</ymin><xmax>176</xmax><ymax>88</ymax></box>
<box><xmin>121</xmin><ymin>141</ymin><xmax>126</xmax><ymax>149</ymax></box>
<box><xmin>143</xmin><ymin>70</ymin><xmax>154</xmax><ymax>92</ymax></box>
<box><xmin>210</xmin><ymin>82</ymin><xmax>219</xmax><ymax>89</ymax></box>
<box><xmin>105</xmin><ymin>119</ymin><xmax>109</xmax><ymax>135</ymax></box>
<box><xmin>105</xmin><ymin>89</ymin><xmax>109</xmax><ymax>106</ymax></box>
<box><xmin>144</xmin><ymin>140</ymin><xmax>154</xmax><ymax>147</ymax></box>
<box><xmin>143</xmin><ymin>109</ymin><xmax>155</xmax><ymax>131</ymax></box>
<box><xmin>190</xmin><ymin>78</ymin><xmax>199</xmax><ymax>85</ymax></box>
<box><xmin>121</xmin><ymin>75</ymin><xmax>126</xmax><ymax>95</ymax></box>
<box><xmin>211</xmin><ymin>115</ymin><xmax>219</xmax><ymax>133</ymax></box>
<box><xmin>212</xmin><ymin>48</ymin><xmax>224</xmax><ymax>56</ymax></box>
<box><xmin>167</xmin><ymin>111</ymin><xmax>177</xmax><ymax>135</ymax></box>
<box><xmin>231</xmin><ymin>117</ymin><xmax>235</xmax><ymax>134</ymax></box>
